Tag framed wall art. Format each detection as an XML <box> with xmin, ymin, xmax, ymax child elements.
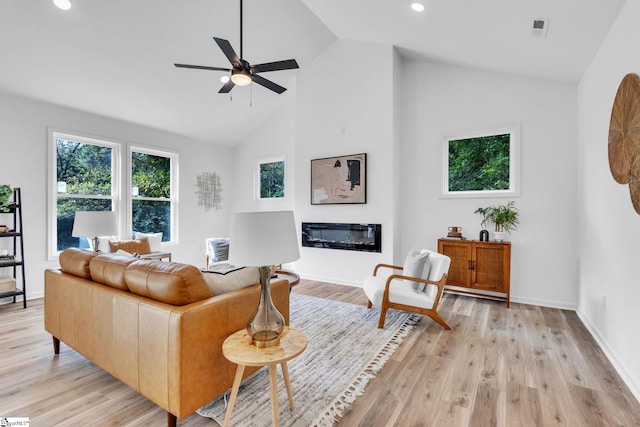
<box><xmin>311</xmin><ymin>153</ymin><xmax>366</xmax><ymax>205</ymax></box>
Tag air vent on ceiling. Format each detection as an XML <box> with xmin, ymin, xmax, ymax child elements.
<box><xmin>532</xmin><ymin>19</ymin><xmax>549</xmax><ymax>38</ymax></box>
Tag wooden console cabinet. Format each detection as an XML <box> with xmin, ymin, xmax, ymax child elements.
<box><xmin>437</xmin><ymin>238</ymin><xmax>511</xmax><ymax>307</ymax></box>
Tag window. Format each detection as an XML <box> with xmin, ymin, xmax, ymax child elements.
<box><xmin>443</xmin><ymin>124</ymin><xmax>520</xmax><ymax>198</ymax></box>
<box><xmin>50</xmin><ymin>131</ymin><xmax>120</xmax><ymax>255</ymax></box>
<box><xmin>256</xmin><ymin>156</ymin><xmax>285</xmax><ymax>199</ymax></box>
<box><xmin>49</xmin><ymin>131</ymin><xmax>178</xmax><ymax>258</ymax></box>
<box><xmin>130</xmin><ymin>146</ymin><xmax>177</xmax><ymax>242</ymax></box>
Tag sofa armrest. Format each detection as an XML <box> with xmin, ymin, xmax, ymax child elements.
<box><xmin>144</xmin><ymin>278</ymin><xmax>291</xmax><ymax>418</ymax></box>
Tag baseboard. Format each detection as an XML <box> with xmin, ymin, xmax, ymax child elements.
<box><xmin>298</xmin><ymin>274</ymin><xmax>361</xmax><ymax>288</ymax></box>
<box><xmin>575</xmin><ymin>308</ymin><xmax>640</xmax><ymax>403</ymax></box>
<box><xmin>510</xmin><ymin>295</ymin><xmax>576</xmax><ymax>310</ymax></box>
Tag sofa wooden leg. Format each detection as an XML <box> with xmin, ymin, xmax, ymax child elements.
<box><xmin>367</xmin><ymin>300</ymin><xmax>372</xmax><ymax>309</ymax></box>
<box><xmin>167</xmin><ymin>411</ymin><xmax>177</xmax><ymax>427</ymax></box>
<box><xmin>52</xmin><ymin>336</ymin><xmax>60</xmax><ymax>355</ymax></box>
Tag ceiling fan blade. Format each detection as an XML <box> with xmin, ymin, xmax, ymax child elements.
<box><xmin>174</xmin><ymin>63</ymin><xmax>232</xmax><ymax>72</ymax></box>
<box><xmin>213</xmin><ymin>37</ymin><xmax>241</xmax><ymax>66</ymax></box>
<box><xmin>251</xmin><ymin>74</ymin><xmax>287</xmax><ymax>94</ymax></box>
<box><xmin>218</xmin><ymin>79</ymin><xmax>235</xmax><ymax>93</ymax></box>
<box><xmin>252</xmin><ymin>59</ymin><xmax>299</xmax><ymax>73</ymax></box>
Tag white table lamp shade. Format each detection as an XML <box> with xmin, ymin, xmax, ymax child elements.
<box><xmin>229</xmin><ymin>210</ymin><xmax>300</xmax><ymax>267</ymax></box>
<box><xmin>72</xmin><ymin>211</ymin><xmax>118</xmax><ymax>238</ymax></box>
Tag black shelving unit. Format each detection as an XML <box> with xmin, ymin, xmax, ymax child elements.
<box><xmin>0</xmin><ymin>187</ymin><xmax>26</xmax><ymax>308</ymax></box>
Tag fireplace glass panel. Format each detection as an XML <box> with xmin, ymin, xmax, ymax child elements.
<box><xmin>301</xmin><ymin>222</ymin><xmax>381</xmax><ymax>252</ymax></box>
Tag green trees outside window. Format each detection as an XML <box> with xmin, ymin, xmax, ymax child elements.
<box><xmin>53</xmin><ymin>134</ymin><xmax>176</xmax><ymax>254</ymax></box>
<box><xmin>444</xmin><ymin>125</ymin><xmax>519</xmax><ymax>197</ymax></box>
<box><xmin>56</xmin><ymin>139</ymin><xmax>114</xmax><ymax>250</ymax></box>
<box><xmin>448</xmin><ymin>133</ymin><xmax>510</xmax><ymax>192</ymax></box>
<box><xmin>131</xmin><ymin>151</ymin><xmax>171</xmax><ymax>241</ymax></box>
<box><xmin>259</xmin><ymin>160</ymin><xmax>285</xmax><ymax>199</ymax></box>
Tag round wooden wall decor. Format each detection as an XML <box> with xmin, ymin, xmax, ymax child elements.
<box><xmin>609</xmin><ymin>73</ymin><xmax>640</xmax><ymax>214</ymax></box>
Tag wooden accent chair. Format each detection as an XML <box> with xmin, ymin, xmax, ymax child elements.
<box><xmin>363</xmin><ymin>249</ymin><xmax>451</xmax><ymax>329</ymax></box>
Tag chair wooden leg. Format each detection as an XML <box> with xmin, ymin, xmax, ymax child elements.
<box><xmin>429</xmin><ymin>312</ymin><xmax>451</xmax><ymax>330</ymax></box>
<box><xmin>167</xmin><ymin>411</ymin><xmax>177</xmax><ymax>427</ymax></box>
<box><xmin>52</xmin><ymin>336</ymin><xmax>60</xmax><ymax>355</ymax></box>
<box><xmin>377</xmin><ymin>307</ymin><xmax>388</xmax><ymax>329</ymax></box>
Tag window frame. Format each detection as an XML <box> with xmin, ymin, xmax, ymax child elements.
<box><xmin>48</xmin><ymin>129</ymin><xmax>121</xmax><ymax>259</ymax></box>
<box><xmin>127</xmin><ymin>144</ymin><xmax>179</xmax><ymax>245</ymax></box>
<box><xmin>48</xmin><ymin>130</ymin><xmax>180</xmax><ymax>259</ymax></box>
<box><xmin>442</xmin><ymin>123</ymin><xmax>521</xmax><ymax>198</ymax></box>
<box><xmin>255</xmin><ymin>155</ymin><xmax>286</xmax><ymax>200</ymax></box>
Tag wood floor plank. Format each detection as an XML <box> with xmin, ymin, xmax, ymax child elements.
<box><xmin>0</xmin><ymin>279</ymin><xmax>638</xmax><ymax>426</ymax></box>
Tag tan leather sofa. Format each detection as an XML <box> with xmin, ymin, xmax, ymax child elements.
<box><xmin>44</xmin><ymin>248</ymin><xmax>290</xmax><ymax>427</ymax></box>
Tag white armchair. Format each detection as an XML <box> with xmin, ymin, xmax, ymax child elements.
<box><xmin>363</xmin><ymin>249</ymin><xmax>451</xmax><ymax>329</ymax></box>
<box><xmin>205</xmin><ymin>237</ymin><xmax>230</xmax><ymax>270</ymax></box>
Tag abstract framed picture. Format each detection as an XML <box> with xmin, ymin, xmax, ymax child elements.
<box><xmin>311</xmin><ymin>153</ymin><xmax>366</xmax><ymax>205</ymax></box>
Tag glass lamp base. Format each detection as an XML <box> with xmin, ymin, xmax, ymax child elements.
<box><xmin>251</xmin><ymin>330</ymin><xmax>280</xmax><ymax>348</ymax></box>
<box><xmin>247</xmin><ymin>265</ymin><xmax>285</xmax><ymax>348</ymax></box>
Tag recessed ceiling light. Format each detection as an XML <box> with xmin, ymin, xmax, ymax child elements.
<box><xmin>53</xmin><ymin>0</ymin><xmax>71</xmax><ymax>10</ymax></box>
<box><xmin>221</xmin><ymin>75</ymin><xmax>230</xmax><ymax>83</ymax></box>
<box><xmin>411</xmin><ymin>3</ymin><xmax>425</xmax><ymax>12</ymax></box>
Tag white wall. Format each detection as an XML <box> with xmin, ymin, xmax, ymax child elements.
<box><xmin>293</xmin><ymin>39</ymin><xmax>397</xmax><ymax>285</ymax></box>
<box><xmin>232</xmin><ymin>95</ymin><xmax>297</xmax><ymax>213</ymax></box>
<box><xmin>0</xmin><ymin>92</ymin><xmax>233</xmax><ymax>300</ymax></box>
<box><xmin>400</xmin><ymin>60</ymin><xmax>579</xmax><ymax>308</ymax></box>
<box><xmin>577</xmin><ymin>0</ymin><xmax>640</xmax><ymax>400</ymax></box>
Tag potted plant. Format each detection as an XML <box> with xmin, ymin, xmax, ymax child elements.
<box><xmin>475</xmin><ymin>200</ymin><xmax>519</xmax><ymax>241</ymax></box>
<box><xmin>0</xmin><ymin>185</ymin><xmax>12</xmax><ymax>213</ymax></box>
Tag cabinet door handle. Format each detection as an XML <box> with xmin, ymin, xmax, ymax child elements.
<box><xmin>468</xmin><ymin>260</ymin><xmax>473</xmax><ymax>270</ymax></box>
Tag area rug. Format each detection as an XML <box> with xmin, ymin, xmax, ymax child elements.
<box><xmin>196</xmin><ymin>293</ymin><xmax>419</xmax><ymax>426</ymax></box>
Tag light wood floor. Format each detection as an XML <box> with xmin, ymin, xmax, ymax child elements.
<box><xmin>1</xmin><ymin>280</ymin><xmax>639</xmax><ymax>426</ymax></box>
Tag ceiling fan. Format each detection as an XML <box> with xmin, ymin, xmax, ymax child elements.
<box><xmin>174</xmin><ymin>0</ymin><xmax>299</xmax><ymax>94</ymax></box>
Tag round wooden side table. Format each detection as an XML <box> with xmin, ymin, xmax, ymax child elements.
<box><xmin>222</xmin><ymin>326</ymin><xmax>307</xmax><ymax>427</ymax></box>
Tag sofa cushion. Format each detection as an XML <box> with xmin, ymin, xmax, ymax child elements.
<box><xmin>89</xmin><ymin>253</ymin><xmax>139</xmax><ymax>291</ymax></box>
<box><xmin>201</xmin><ymin>266</ymin><xmax>259</xmax><ymax>295</ymax></box>
<box><xmin>124</xmin><ymin>260</ymin><xmax>213</xmax><ymax>305</ymax></box>
<box><xmin>59</xmin><ymin>248</ymin><xmax>98</xmax><ymax>279</ymax></box>
<box><xmin>110</xmin><ymin>238</ymin><xmax>151</xmax><ymax>255</ymax></box>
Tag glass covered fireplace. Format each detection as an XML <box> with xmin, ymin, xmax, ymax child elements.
<box><xmin>301</xmin><ymin>222</ymin><xmax>381</xmax><ymax>252</ymax></box>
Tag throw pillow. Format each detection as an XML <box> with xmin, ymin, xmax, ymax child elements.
<box><xmin>403</xmin><ymin>249</ymin><xmax>429</xmax><ymax>293</ymax></box>
<box><xmin>109</xmin><ymin>237</ymin><xmax>151</xmax><ymax>255</ymax></box>
<box><xmin>415</xmin><ymin>255</ymin><xmax>432</xmax><ymax>293</ymax></box>
<box><xmin>134</xmin><ymin>232</ymin><xmax>163</xmax><ymax>252</ymax></box>
<box><xmin>201</xmin><ymin>266</ymin><xmax>259</xmax><ymax>295</ymax></box>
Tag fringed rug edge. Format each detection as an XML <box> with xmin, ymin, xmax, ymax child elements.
<box><xmin>309</xmin><ymin>313</ymin><xmax>421</xmax><ymax>427</ymax></box>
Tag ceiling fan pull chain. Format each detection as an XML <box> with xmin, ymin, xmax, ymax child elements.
<box><xmin>250</xmin><ymin>82</ymin><xmax>253</xmax><ymax>107</ymax></box>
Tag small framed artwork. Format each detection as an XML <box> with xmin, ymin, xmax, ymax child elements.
<box><xmin>311</xmin><ymin>153</ymin><xmax>366</xmax><ymax>205</ymax></box>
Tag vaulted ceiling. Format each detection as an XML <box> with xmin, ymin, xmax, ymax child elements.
<box><xmin>0</xmin><ymin>0</ymin><xmax>625</xmax><ymax>145</ymax></box>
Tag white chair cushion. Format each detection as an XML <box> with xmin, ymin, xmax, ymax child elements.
<box><xmin>363</xmin><ymin>275</ymin><xmax>436</xmax><ymax>310</ymax></box>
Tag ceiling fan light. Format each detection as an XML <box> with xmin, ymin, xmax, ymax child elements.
<box><xmin>54</xmin><ymin>0</ymin><xmax>71</xmax><ymax>10</ymax></box>
<box><xmin>231</xmin><ymin>69</ymin><xmax>252</xmax><ymax>86</ymax></box>
<box><xmin>221</xmin><ymin>75</ymin><xmax>230</xmax><ymax>83</ymax></box>
<box><xmin>411</xmin><ymin>2</ymin><xmax>425</xmax><ymax>12</ymax></box>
